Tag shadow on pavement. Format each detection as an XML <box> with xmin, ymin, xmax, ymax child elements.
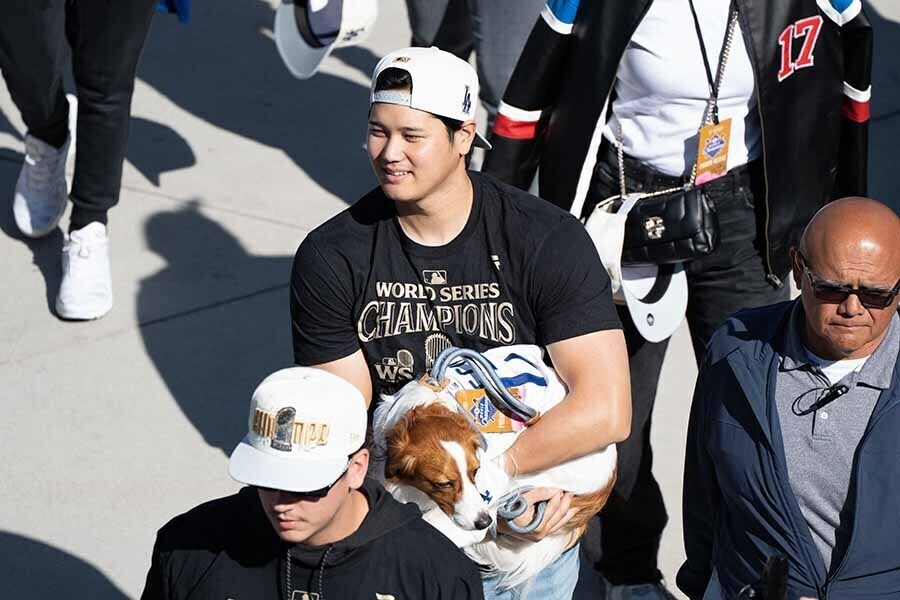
<box><xmin>867</xmin><ymin>4</ymin><xmax>900</xmax><ymax>212</ymax></box>
<box><xmin>0</xmin><ymin>156</ymin><xmax>65</xmax><ymax>314</ymax></box>
<box><xmin>0</xmin><ymin>531</ymin><xmax>128</xmax><ymax>600</ymax></box>
<box><xmin>137</xmin><ymin>203</ymin><xmax>293</xmax><ymax>453</ymax></box>
<box><xmin>137</xmin><ymin>0</ymin><xmax>378</xmax><ymax>204</ymax></box>
<box><xmin>127</xmin><ymin>116</ymin><xmax>196</xmax><ymax>187</ymax></box>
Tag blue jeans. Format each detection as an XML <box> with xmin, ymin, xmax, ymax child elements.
<box><xmin>482</xmin><ymin>543</ymin><xmax>581</xmax><ymax>600</ymax></box>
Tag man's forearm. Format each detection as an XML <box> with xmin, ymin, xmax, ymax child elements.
<box><xmin>504</xmin><ymin>383</ymin><xmax>629</xmax><ymax>475</ymax></box>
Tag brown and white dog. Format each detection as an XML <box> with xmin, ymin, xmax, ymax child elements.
<box><xmin>373</xmin><ymin>345</ymin><xmax>617</xmax><ymax>590</ymax></box>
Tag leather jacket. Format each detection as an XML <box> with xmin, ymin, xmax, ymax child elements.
<box><xmin>483</xmin><ymin>0</ymin><xmax>872</xmax><ymax>283</ymax></box>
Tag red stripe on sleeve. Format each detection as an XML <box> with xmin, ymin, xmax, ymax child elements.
<box><xmin>493</xmin><ymin>114</ymin><xmax>538</xmax><ymax>140</ymax></box>
<box><xmin>841</xmin><ymin>97</ymin><xmax>870</xmax><ymax>123</ymax></box>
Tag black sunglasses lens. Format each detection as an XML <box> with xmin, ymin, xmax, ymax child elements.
<box><xmin>300</xmin><ymin>486</ymin><xmax>331</xmax><ymax>499</ymax></box>
<box><xmin>857</xmin><ymin>291</ymin><xmax>895</xmax><ymax>308</ymax></box>
<box><xmin>813</xmin><ymin>285</ymin><xmax>896</xmax><ymax>308</ymax></box>
<box><xmin>812</xmin><ymin>285</ymin><xmax>850</xmax><ymax>304</ymax></box>
<box><xmin>257</xmin><ymin>485</ymin><xmax>330</xmax><ymax>499</ymax></box>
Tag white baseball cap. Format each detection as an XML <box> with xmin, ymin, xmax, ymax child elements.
<box><xmin>229</xmin><ymin>367</ymin><xmax>367</xmax><ymax>492</ymax></box>
<box><xmin>274</xmin><ymin>0</ymin><xmax>378</xmax><ymax>80</ymax></box>
<box><xmin>620</xmin><ymin>263</ymin><xmax>688</xmax><ymax>343</ymax></box>
<box><xmin>370</xmin><ymin>46</ymin><xmax>492</xmax><ymax>149</ymax></box>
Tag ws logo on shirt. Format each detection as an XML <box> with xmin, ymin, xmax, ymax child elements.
<box><xmin>373</xmin><ymin>349</ymin><xmax>415</xmax><ymax>383</ymax></box>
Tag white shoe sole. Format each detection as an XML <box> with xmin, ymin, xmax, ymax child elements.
<box><xmin>55</xmin><ymin>296</ymin><xmax>113</xmax><ymax>321</ymax></box>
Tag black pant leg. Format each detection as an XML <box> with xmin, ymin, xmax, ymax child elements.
<box><xmin>683</xmin><ymin>163</ymin><xmax>791</xmax><ymax>357</ymax></box>
<box><xmin>0</xmin><ymin>0</ymin><xmax>69</xmax><ymax>148</ymax></box>
<box><xmin>66</xmin><ymin>0</ymin><xmax>157</xmax><ymax>230</ymax></box>
<box><xmin>582</xmin><ymin>304</ymin><xmax>670</xmax><ymax>585</ymax></box>
<box><xmin>579</xmin><ymin>145</ymin><xmax>673</xmax><ymax>584</ymax></box>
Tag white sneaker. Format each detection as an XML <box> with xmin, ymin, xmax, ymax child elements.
<box><xmin>56</xmin><ymin>222</ymin><xmax>113</xmax><ymax>320</ymax></box>
<box><xmin>13</xmin><ymin>133</ymin><xmax>71</xmax><ymax>238</ymax></box>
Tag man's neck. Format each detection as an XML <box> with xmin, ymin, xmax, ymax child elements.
<box><xmin>304</xmin><ymin>490</ymin><xmax>369</xmax><ymax>547</ymax></box>
<box><xmin>395</xmin><ymin>168</ymin><xmax>473</xmax><ymax>247</ymax></box>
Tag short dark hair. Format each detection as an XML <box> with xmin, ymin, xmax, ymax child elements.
<box><xmin>373</xmin><ymin>67</ymin><xmax>464</xmax><ymax>141</ymax></box>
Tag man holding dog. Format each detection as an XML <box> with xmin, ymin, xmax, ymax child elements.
<box><xmin>678</xmin><ymin>198</ymin><xmax>900</xmax><ymax>599</ymax></box>
<box><xmin>290</xmin><ymin>46</ymin><xmax>631</xmax><ymax>597</ymax></box>
<box><xmin>141</xmin><ymin>367</ymin><xmax>484</xmax><ymax>599</ymax></box>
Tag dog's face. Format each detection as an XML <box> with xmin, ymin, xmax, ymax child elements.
<box><xmin>385</xmin><ymin>403</ymin><xmax>495</xmax><ymax>530</ymax></box>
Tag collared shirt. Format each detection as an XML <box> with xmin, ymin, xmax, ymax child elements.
<box><xmin>775</xmin><ymin>303</ymin><xmax>900</xmax><ymax>571</ymax></box>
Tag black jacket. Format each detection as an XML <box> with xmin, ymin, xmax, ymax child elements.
<box><xmin>678</xmin><ymin>301</ymin><xmax>900</xmax><ymax>599</ymax></box>
<box><xmin>141</xmin><ymin>478</ymin><xmax>485</xmax><ymax>600</ymax></box>
<box><xmin>483</xmin><ymin>0</ymin><xmax>872</xmax><ymax>282</ymax></box>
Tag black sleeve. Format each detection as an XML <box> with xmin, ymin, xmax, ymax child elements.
<box><xmin>833</xmin><ymin>7</ymin><xmax>873</xmax><ymax>198</ymax></box>
<box><xmin>139</xmin><ymin>532</ymin><xmax>170</xmax><ymax>600</ymax></box>
<box><xmin>676</xmin><ymin>355</ymin><xmax>721</xmax><ymax>599</ymax></box>
<box><xmin>290</xmin><ymin>237</ymin><xmax>360</xmax><ymax>365</ymax></box>
<box><xmin>436</xmin><ymin>553</ymin><xmax>485</xmax><ymax>600</ymax></box>
<box><xmin>529</xmin><ymin>218</ymin><xmax>621</xmax><ymax>345</ymax></box>
<box><xmin>482</xmin><ymin>12</ymin><xmax>577</xmax><ymax>189</ymax></box>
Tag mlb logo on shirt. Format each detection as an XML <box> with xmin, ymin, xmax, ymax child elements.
<box><xmin>424</xmin><ymin>270</ymin><xmax>447</xmax><ymax>285</ymax></box>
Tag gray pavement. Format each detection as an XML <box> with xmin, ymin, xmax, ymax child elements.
<box><xmin>0</xmin><ymin>1</ymin><xmax>897</xmax><ymax>598</ymax></box>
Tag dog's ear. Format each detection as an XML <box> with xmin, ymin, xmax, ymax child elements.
<box><xmin>387</xmin><ymin>453</ymin><xmax>418</xmax><ymax>481</ymax></box>
<box><xmin>384</xmin><ymin>420</ymin><xmax>416</xmax><ymax>481</ymax></box>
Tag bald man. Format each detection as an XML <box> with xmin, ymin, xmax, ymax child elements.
<box><xmin>677</xmin><ymin>198</ymin><xmax>900</xmax><ymax>600</ymax></box>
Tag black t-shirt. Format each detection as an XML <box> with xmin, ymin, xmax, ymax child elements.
<box><xmin>291</xmin><ymin>171</ymin><xmax>620</xmax><ymax>396</ymax></box>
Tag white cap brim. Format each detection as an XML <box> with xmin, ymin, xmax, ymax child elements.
<box><xmin>621</xmin><ymin>263</ymin><xmax>688</xmax><ymax>343</ymax></box>
<box><xmin>274</xmin><ymin>3</ymin><xmax>335</xmax><ymax>80</ymax></box>
<box><xmin>229</xmin><ymin>436</ymin><xmax>351</xmax><ymax>492</ymax></box>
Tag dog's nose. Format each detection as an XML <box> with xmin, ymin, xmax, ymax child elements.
<box><xmin>474</xmin><ymin>512</ymin><xmax>493</xmax><ymax>530</ymax></box>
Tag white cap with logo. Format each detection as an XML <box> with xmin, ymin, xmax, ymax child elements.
<box><xmin>370</xmin><ymin>46</ymin><xmax>492</xmax><ymax>150</ymax></box>
<box><xmin>274</xmin><ymin>0</ymin><xmax>378</xmax><ymax>80</ymax></box>
<box><xmin>229</xmin><ymin>367</ymin><xmax>367</xmax><ymax>492</ymax></box>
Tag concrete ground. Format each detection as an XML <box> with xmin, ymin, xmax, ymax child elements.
<box><xmin>0</xmin><ymin>1</ymin><xmax>897</xmax><ymax>598</ymax></box>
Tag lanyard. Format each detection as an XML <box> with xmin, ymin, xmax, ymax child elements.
<box><xmin>687</xmin><ymin>0</ymin><xmax>739</xmax><ymax>125</ymax></box>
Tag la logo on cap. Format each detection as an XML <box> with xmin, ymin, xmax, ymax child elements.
<box><xmin>462</xmin><ymin>84</ymin><xmax>472</xmax><ymax>114</ymax></box>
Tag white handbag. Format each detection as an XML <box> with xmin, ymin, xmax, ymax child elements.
<box><xmin>584</xmin><ymin>193</ymin><xmax>641</xmax><ymax>302</ymax></box>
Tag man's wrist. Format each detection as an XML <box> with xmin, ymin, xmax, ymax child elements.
<box><xmin>500</xmin><ymin>450</ymin><xmax>520</xmax><ymax>478</ymax></box>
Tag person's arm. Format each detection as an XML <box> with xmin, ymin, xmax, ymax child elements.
<box><xmin>833</xmin><ymin>5</ymin><xmax>873</xmax><ymax>198</ymax></box>
<box><xmin>676</xmin><ymin>359</ymin><xmax>720</xmax><ymax>600</ymax></box>
<box><xmin>444</xmin><ymin>561</ymin><xmax>487</xmax><ymax>600</ymax></box>
<box><xmin>139</xmin><ymin>533</ymin><xmax>171</xmax><ymax>600</ymax></box>
<box><xmin>504</xmin><ymin>329</ymin><xmax>630</xmax><ymax>474</ymax></box>
<box><xmin>482</xmin><ymin>0</ymin><xmax>582</xmax><ymax>189</ymax></box>
<box><xmin>311</xmin><ymin>350</ymin><xmax>373</xmax><ymax>407</ymax></box>
<box><xmin>495</xmin><ymin>218</ymin><xmax>629</xmax><ymax>540</ymax></box>
<box><xmin>290</xmin><ymin>237</ymin><xmax>372</xmax><ymax>404</ymax></box>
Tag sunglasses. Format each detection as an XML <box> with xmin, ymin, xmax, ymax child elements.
<box><xmin>256</xmin><ymin>465</ymin><xmax>350</xmax><ymax>500</ymax></box>
<box><xmin>797</xmin><ymin>253</ymin><xmax>900</xmax><ymax>309</ymax></box>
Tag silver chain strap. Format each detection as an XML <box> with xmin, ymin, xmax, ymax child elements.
<box><xmin>614</xmin><ymin>8</ymin><xmax>740</xmax><ymax>202</ymax></box>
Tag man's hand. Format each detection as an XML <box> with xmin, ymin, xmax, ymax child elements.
<box><xmin>498</xmin><ymin>487</ymin><xmax>578</xmax><ymax>542</ymax></box>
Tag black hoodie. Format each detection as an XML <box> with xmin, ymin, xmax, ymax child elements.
<box><xmin>141</xmin><ymin>478</ymin><xmax>484</xmax><ymax>600</ymax></box>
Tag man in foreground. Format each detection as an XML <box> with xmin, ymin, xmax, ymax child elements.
<box><xmin>678</xmin><ymin>197</ymin><xmax>900</xmax><ymax>598</ymax></box>
<box><xmin>141</xmin><ymin>367</ymin><xmax>484</xmax><ymax>599</ymax></box>
<box><xmin>290</xmin><ymin>45</ymin><xmax>631</xmax><ymax>597</ymax></box>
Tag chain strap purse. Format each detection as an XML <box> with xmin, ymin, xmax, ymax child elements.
<box><xmin>588</xmin><ymin>1</ymin><xmax>739</xmax><ymax>266</ymax></box>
